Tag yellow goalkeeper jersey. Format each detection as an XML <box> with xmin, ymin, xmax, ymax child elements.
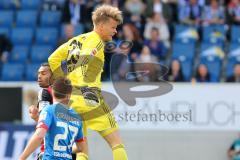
<box><xmin>48</xmin><ymin>31</ymin><xmax>104</xmax><ymax>88</ymax></box>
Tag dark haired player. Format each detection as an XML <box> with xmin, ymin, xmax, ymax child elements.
<box><xmin>20</xmin><ymin>78</ymin><xmax>84</xmax><ymax>160</ymax></box>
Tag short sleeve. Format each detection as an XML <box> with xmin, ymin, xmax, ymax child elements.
<box><xmin>75</xmin><ymin>122</ymin><xmax>84</xmax><ymax>142</ymax></box>
<box><xmin>36</xmin><ymin>105</ymin><xmax>53</xmax><ymax>130</ymax></box>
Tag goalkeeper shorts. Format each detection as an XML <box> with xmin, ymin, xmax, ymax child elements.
<box><xmin>70</xmin><ymin>86</ymin><xmax>119</xmax><ymax>136</ymax></box>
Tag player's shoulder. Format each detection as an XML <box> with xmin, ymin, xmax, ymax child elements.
<box><xmin>38</xmin><ymin>87</ymin><xmax>53</xmax><ymax>109</ymax></box>
<box><xmin>78</xmin><ymin>31</ymin><xmax>102</xmax><ymax>41</ymax></box>
<box><xmin>85</xmin><ymin>31</ymin><xmax>101</xmax><ymax>39</ymax></box>
<box><xmin>69</xmin><ymin>108</ymin><xmax>79</xmax><ymax>115</ymax></box>
<box><xmin>38</xmin><ymin>88</ymin><xmax>48</xmax><ymax>96</ymax></box>
<box><xmin>66</xmin><ymin>32</ymin><xmax>91</xmax><ymax>46</ymax></box>
<box><xmin>67</xmin><ymin>32</ymin><xmax>104</xmax><ymax>51</ymax></box>
<box><xmin>41</xmin><ymin>103</ymin><xmax>56</xmax><ymax>112</ymax></box>
<box><xmin>38</xmin><ymin>87</ymin><xmax>52</xmax><ymax>97</ymax></box>
<box><xmin>85</xmin><ymin>32</ymin><xmax>104</xmax><ymax>51</ymax></box>
<box><xmin>69</xmin><ymin>108</ymin><xmax>83</xmax><ymax>121</ymax></box>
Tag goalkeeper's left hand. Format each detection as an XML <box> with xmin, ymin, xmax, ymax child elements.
<box><xmin>80</xmin><ymin>87</ymin><xmax>100</xmax><ymax>107</ymax></box>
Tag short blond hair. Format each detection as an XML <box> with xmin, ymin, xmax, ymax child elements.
<box><xmin>92</xmin><ymin>5</ymin><xmax>123</xmax><ymax>26</ymax></box>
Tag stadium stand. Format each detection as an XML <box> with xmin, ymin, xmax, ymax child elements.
<box><xmin>1</xmin><ymin>63</ymin><xmax>24</xmax><ymax>81</ymax></box>
<box><xmin>10</xmin><ymin>45</ymin><xmax>29</xmax><ymax>63</ymax></box>
<box><xmin>16</xmin><ymin>10</ymin><xmax>38</xmax><ymax>27</ymax></box>
<box><xmin>0</xmin><ymin>0</ymin><xmax>238</xmax><ymax>83</ymax></box>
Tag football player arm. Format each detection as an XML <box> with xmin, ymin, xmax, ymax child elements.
<box><xmin>72</xmin><ymin>121</ymin><xmax>85</xmax><ymax>153</ymax></box>
<box><xmin>72</xmin><ymin>142</ymin><xmax>81</xmax><ymax>153</ymax></box>
<box><xmin>48</xmin><ymin>42</ymin><xmax>69</xmax><ymax>79</ymax></box>
<box><xmin>19</xmin><ymin>128</ymin><xmax>47</xmax><ymax>160</ymax></box>
<box><xmin>72</xmin><ymin>138</ymin><xmax>86</xmax><ymax>153</ymax></box>
<box><xmin>228</xmin><ymin>144</ymin><xmax>240</xmax><ymax>158</ymax></box>
<box><xmin>20</xmin><ymin>106</ymin><xmax>52</xmax><ymax>160</ymax></box>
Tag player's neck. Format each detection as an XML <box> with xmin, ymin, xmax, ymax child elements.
<box><xmin>93</xmin><ymin>28</ymin><xmax>104</xmax><ymax>41</ymax></box>
<box><xmin>53</xmin><ymin>98</ymin><xmax>69</xmax><ymax>107</ymax></box>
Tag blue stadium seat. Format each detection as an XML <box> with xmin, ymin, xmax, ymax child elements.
<box><xmin>0</xmin><ymin>11</ymin><xmax>14</xmax><ymax>27</ymax></box>
<box><xmin>174</xmin><ymin>24</ymin><xmax>198</xmax><ymax>43</ymax></box>
<box><xmin>226</xmin><ymin>57</ymin><xmax>240</xmax><ymax>77</ymax></box>
<box><xmin>36</xmin><ymin>28</ymin><xmax>58</xmax><ymax>46</ymax></box>
<box><xmin>0</xmin><ymin>0</ymin><xmax>16</xmax><ymax>10</ymax></box>
<box><xmin>31</xmin><ymin>45</ymin><xmax>53</xmax><ymax>63</ymax></box>
<box><xmin>228</xmin><ymin>43</ymin><xmax>240</xmax><ymax>58</ymax></box>
<box><xmin>10</xmin><ymin>45</ymin><xmax>29</xmax><ymax>63</ymax></box>
<box><xmin>11</xmin><ymin>28</ymin><xmax>33</xmax><ymax>45</ymax></box>
<box><xmin>21</xmin><ymin>0</ymin><xmax>40</xmax><ymax>10</ymax></box>
<box><xmin>179</xmin><ymin>58</ymin><xmax>192</xmax><ymax>81</ymax></box>
<box><xmin>26</xmin><ymin>63</ymin><xmax>41</xmax><ymax>81</ymax></box>
<box><xmin>1</xmin><ymin>63</ymin><xmax>24</xmax><ymax>81</ymax></box>
<box><xmin>231</xmin><ymin>25</ymin><xmax>240</xmax><ymax>43</ymax></box>
<box><xmin>200</xmin><ymin>43</ymin><xmax>224</xmax><ymax>82</ymax></box>
<box><xmin>226</xmin><ymin>44</ymin><xmax>240</xmax><ymax>77</ymax></box>
<box><xmin>201</xmin><ymin>42</ymin><xmax>223</xmax><ymax>50</ymax></box>
<box><xmin>172</xmin><ymin>42</ymin><xmax>195</xmax><ymax>60</ymax></box>
<box><xmin>40</xmin><ymin>11</ymin><xmax>61</xmax><ymax>27</ymax></box>
<box><xmin>200</xmin><ymin>56</ymin><xmax>222</xmax><ymax>82</ymax></box>
<box><xmin>202</xmin><ymin>25</ymin><xmax>225</xmax><ymax>44</ymax></box>
<box><xmin>200</xmin><ymin>43</ymin><xmax>224</xmax><ymax>58</ymax></box>
<box><xmin>16</xmin><ymin>11</ymin><xmax>37</xmax><ymax>27</ymax></box>
<box><xmin>0</xmin><ymin>27</ymin><xmax>10</xmax><ymax>37</ymax></box>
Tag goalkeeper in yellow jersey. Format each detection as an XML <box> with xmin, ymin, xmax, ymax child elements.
<box><xmin>48</xmin><ymin>4</ymin><xmax>128</xmax><ymax>160</ymax></box>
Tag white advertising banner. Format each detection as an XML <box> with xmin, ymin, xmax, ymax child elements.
<box><xmin>102</xmin><ymin>83</ymin><xmax>240</xmax><ymax>131</ymax></box>
<box><xmin>2</xmin><ymin>82</ymin><xmax>238</xmax><ymax>131</ymax></box>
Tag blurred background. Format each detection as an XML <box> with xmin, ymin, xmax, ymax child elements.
<box><xmin>0</xmin><ymin>0</ymin><xmax>240</xmax><ymax>159</ymax></box>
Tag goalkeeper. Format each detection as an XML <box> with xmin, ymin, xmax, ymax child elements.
<box><xmin>48</xmin><ymin>4</ymin><xmax>128</xmax><ymax>160</ymax></box>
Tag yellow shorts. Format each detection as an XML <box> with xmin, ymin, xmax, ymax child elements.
<box><xmin>70</xmin><ymin>87</ymin><xmax>118</xmax><ymax>137</ymax></box>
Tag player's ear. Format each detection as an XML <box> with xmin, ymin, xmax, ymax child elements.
<box><xmin>49</xmin><ymin>74</ymin><xmax>54</xmax><ymax>85</ymax></box>
<box><xmin>98</xmin><ymin>22</ymin><xmax>104</xmax><ymax>31</ymax></box>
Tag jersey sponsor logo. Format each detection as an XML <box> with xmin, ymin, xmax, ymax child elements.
<box><xmin>54</xmin><ymin>151</ymin><xmax>72</xmax><ymax>159</ymax></box>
